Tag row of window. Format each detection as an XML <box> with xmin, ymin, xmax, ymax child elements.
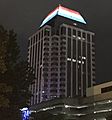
<box><xmin>51</xmin><ymin>52</ymin><xmax>66</xmax><ymax>56</ymax></box>
<box><xmin>60</xmin><ymin>26</ymin><xmax>94</xmax><ymax>42</ymax></box>
<box><xmin>43</xmin><ymin>78</ymin><xmax>65</xmax><ymax>82</ymax></box>
<box><xmin>42</xmin><ymin>95</ymin><xmax>65</xmax><ymax>99</ymax></box>
<box><xmin>43</xmin><ymin>57</ymin><xmax>66</xmax><ymax>61</ymax></box>
<box><xmin>43</xmin><ymin>61</ymin><xmax>66</xmax><ymax>66</ymax></box>
<box><xmin>43</xmin><ymin>41</ymin><xmax>66</xmax><ymax>46</ymax></box>
<box><xmin>43</xmin><ymin>47</ymin><xmax>66</xmax><ymax>51</ymax></box>
<box><xmin>29</xmin><ymin>28</ymin><xmax>50</xmax><ymax>46</ymax></box>
<box><xmin>101</xmin><ymin>86</ymin><xmax>112</xmax><ymax>93</ymax></box>
<box><xmin>29</xmin><ymin>26</ymin><xmax>94</xmax><ymax>47</ymax></box>
<box><xmin>43</xmin><ymin>72</ymin><xmax>66</xmax><ymax>76</ymax></box>
<box><xmin>50</xmin><ymin>89</ymin><xmax>65</xmax><ymax>93</ymax></box>
<box><xmin>43</xmin><ymin>67</ymin><xmax>66</xmax><ymax>72</ymax></box>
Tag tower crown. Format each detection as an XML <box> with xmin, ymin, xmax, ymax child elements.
<box><xmin>40</xmin><ymin>5</ymin><xmax>86</xmax><ymax>27</ymax></box>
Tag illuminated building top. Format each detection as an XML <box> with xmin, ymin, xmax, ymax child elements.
<box><xmin>40</xmin><ymin>5</ymin><xmax>86</xmax><ymax>27</ymax></box>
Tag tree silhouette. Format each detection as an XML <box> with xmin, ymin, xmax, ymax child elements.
<box><xmin>0</xmin><ymin>25</ymin><xmax>34</xmax><ymax>120</ymax></box>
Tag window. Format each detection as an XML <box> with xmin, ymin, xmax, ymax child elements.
<box><xmin>52</xmin><ymin>42</ymin><xmax>58</xmax><ymax>46</ymax></box>
<box><xmin>44</xmin><ymin>43</ymin><xmax>49</xmax><ymax>46</ymax></box>
<box><xmin>44</xmin><ymin>28</ymin><xmax>50</xmax><ymax>36</ymax></box>
<box><xmin>87</xmin><ymin>34</ymin><xmax>90</xmax><ymax>42</ymax></box>
<box><xmin>60</xmin><ymin>41</ymin><xmax>66</xmax><ymax>45</ymax></box>
<box><xmin>44</xmin><ymin>84</ymin><xmax>48</xmax><ymax>87</ymax></box>
<box><xmin>44</xmin><ymin>52</ymin><xmax>49</xmax><ymax>56</ymax></box>
<box><xmin>44</xmin><ymin>38</ymin><xmax>49</xmax><ymax>41</ymax></box>
<box><xmin>51</xmin><ymin>52</ymin><xmax>58</xmax><ymax>56</ymax></box>
<box><xmin>51</xmin><ymin>73</ymin><xmax>58</xmax><ymax>76</ymax></box>
<box><xmin>43</xmin><ymin>68</ymin><xmax>48</xmax><ymax>71</ymax></box>
<box><xmin>60</xmin><ymin>57</ymin><xmax>66</xmax><ymax>61</ymax></box>
<box><xmin>51</xmin><ymin>67</ymin><xmax>58</xmax><ymax>71</ymax></box>
<box><xmin>73</xmin><ymin>39</ymin><xmax>76</xmax><ymax>59</ymax></box>
<box><xmin>92</xmin><ymin>35</ymin><xmax>94</xmax><ymax>42</ymax></box>
<box><xmin>60</xmin><ymin>95</ymin><xmax>65</xmax><ymax>98</ymax></box>
<box><xmin>51</xmin><ymin>62</ymin><xmax>58</xmax><ymax>66</ymax></box>
<box><xmin>61</xmin><ymin>26</ymin><xmax>66</xmax><ymax>35</ymax></box>
<box><xmin>68</xmin><ymin>28</ymin><xmax>71</xmax><ymax>36</ymax></box>
<box><xmin>41</xmin><ymin>30</ymin><xmax>43</xmax><ymax>38</ymax></box>
<box><xmin>60</xmin><ymin>84</ymin><xmax>65</xmax><ymax>87</ymax></box>
<box><xmin>51</xmin><ymin>47</ymin><xmax>58</xmax><ymax>51</ymax></box>
<box><xmin>36</xmin><ymin>34</ymin><xmax>38</xmax><ymax>42</ymax></box>
<box><xmin>82</xmin><ymin>42</ymin><xmax>86</xmax><ymax>56</ymax></box>
<box><xmin>43</xmin><ymin>63</ymin><xmax>49</xmax><ymax>66</ymax></box>
<box><xmin>60</xmin><ymin>72</ymin><xmax>65</xmax><ymax>76</ymax></box>
<box><xmin>78</xmin><ymin>41</ymin><xmax>81</xmax><ymax>59</ymax></box>
<box><xmin>51</xmin><ymin>79</ymin><xmax>58</xmax><ymax>82</ymax></box>
<box><xmin>44</xmin><ymin>48</ymin><xmax>49</xmax><ymax>51</ymax></box>
<box><xmin>60</xmin><ymin>89</ymin><xmax>65</xmax><ymax>92</ymax></box>
<box><xmin>60</xmin><ymin>67</ymin><xmax>65</xmax><ymax>71</ymax></box>
<box><xmin>50</xmin><ymin>90</ymin><xmax>57</xmax><ymax>93</ymax></box>
<box><xmin>82</xmin><ymin>32</ymin><xmax>86</xmax><ymax>38</ymax></box>
<box><xmin>61</xmin><ymin>36</ymin><xmax>66</xmax><ymax>41</ymax></box>
<box><xmin>60</xmin><ymin>78</ymin><xmax>65</xmax><ymax>81</ymax></box>
<box><xmin>39</xmin><ymin>32</ymin><xmax>40</xmax><ymax>40</ymax></box>
<box><xmin>51</xmin><ymin>57</ymin><xmax>58</xmax><ymax>61</ymax></box>
<box><xmin>78</xmin><ymin>31</ymin><xmax>81</xmax><ymax>37</ymax></box>
<box><xmin>44</xmin><ymin>79</ymin><xmax>48</xmax><ymax>82</ymax></box>
<box><xmin>67</xmin><ymin>38</ymin><xmax>71</xmax><ymax>58</ymax></box>
<box><xmin>101</xmin><ymin>86</ymin><xmax>112</xmax><ymax>93</ymax></box>
<box><xmin>60</xmin><ymin>46</ymin><xmax>66</xmax><ymax>51</ymax></box>
<box><xmin>67</xmin><ymin>61</ymin><xmax>71</xmax><ymax>97</ymax></box>
<box><xmin>50</xmin><ymin>84</ymin><xmax>57</xmax><ymax>87</ymax></box>
<box><xmin>60</xmin><ymin>62</ymin><xmax>66</xmax><ymax>66</ymax></box>
<box><xmin>60</xmin><ymin>52</ymin><xmax>66</xmax><ymax>55</ymax></box>
<box><xmin>43</xmin><ymin>57</ymin><xmax>49</xmax><ymax>61</ymax></box>
<box><xmin>73</xmin><ymin>29</ymin><xmax>76</xmax><ymax>36</ymax></box>
<box><xmin>43</xmin><ymin>73</ymin><xmax>48</xmax><ymax>77</ymax></box>
<box><xmin>52</xmin><ymin>37</ymin><xmax>58</xmax><ymax>41</ymax></box>
<box><xmin>73</xmin><ymin>62</ymin><xmax>76</xmax><ymax>96</ymax></box>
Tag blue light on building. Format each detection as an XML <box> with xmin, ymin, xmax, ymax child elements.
<box><xmin>20</xmin><ymin>107</ymin><xmax>30</xmax><ymax>120</ymax></box>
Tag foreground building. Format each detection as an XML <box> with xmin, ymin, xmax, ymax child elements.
<box><xmin>28</xmin><ymin>5</ymin><xmax>96</xmax><ymax>105</ymax></box>
<box><xmin>30</xmin><ymin>81</ymin><xmax>112</xmax><ymax>120</ymax></box>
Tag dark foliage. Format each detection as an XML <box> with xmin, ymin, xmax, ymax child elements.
<box><xmin>0</xmin><ymin>25</ymin><xmax>34</xmax><ymax>120</ymax></box>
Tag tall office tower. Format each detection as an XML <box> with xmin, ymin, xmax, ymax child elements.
<box><xmin>28</xmin><ymin>5</ymin><xmax>95</xmax><ymax>105</ymax></box>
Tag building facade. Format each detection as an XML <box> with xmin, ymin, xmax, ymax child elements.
<box><xmin>30</xmin><ymin>91</ymin><xmax>112</xmax><ymax>120</ymax></box>
<box><xmin>28</xmin><ymin>5</ymin><xmax>96</xmax><ymax>105</ymax></box>
<box><xmin>87</xmin><ymin>81</ymin><xmax>112</xmax><ymax>96</ymax></box>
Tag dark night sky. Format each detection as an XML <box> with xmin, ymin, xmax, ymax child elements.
<box><xmin>0</xmin><ymin>0</ymin><xmax>112</xmax><ymax>84</ymax></box>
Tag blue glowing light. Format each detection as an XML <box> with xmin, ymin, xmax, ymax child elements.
<box><xmin>20</xmin><ymin>107</ymin><xmax>30</xmax><ymax>120</ymax></box>
<box><xmin>40</xmin><ymin>5</ymin><xmax>86</xmax><ymax>27</ymax></box>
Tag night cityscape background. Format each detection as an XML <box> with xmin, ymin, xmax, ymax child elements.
<box><xmin>0</xmin><ymin>0</ymin><xmax>112</xmax><ymax>83</ymax></box>
<box><xmin>0</xmin><ymin>0</ymin><xmax>112</xmax><ymax>120</ymax></box>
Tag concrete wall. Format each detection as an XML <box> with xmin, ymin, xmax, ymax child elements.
<box><xmin>86</xmin><ymin>81</ymin><xmax>112</xmax><ymax>96</ymax></box>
